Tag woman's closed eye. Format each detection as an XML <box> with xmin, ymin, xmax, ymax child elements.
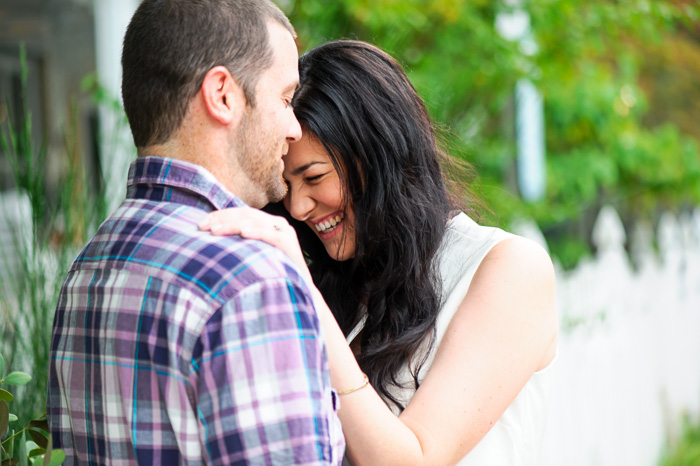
<box><xmin>305</xmin><ymin>173</ymin><xmax>328</xmax><ymax>183</ymax></box>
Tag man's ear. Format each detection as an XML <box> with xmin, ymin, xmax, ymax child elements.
<box><xmin>201</xmin><ymin>66</ymin><xmax>246</xmax><ymax>126</ymax></box>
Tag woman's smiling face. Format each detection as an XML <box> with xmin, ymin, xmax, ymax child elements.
<box><xmin>282</xmin><ymin>132</ymin><xmax>356</xmax><ymax>261</ymax></box>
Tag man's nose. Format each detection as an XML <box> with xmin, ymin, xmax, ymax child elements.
<box><xmin>287</xmin><ymin>114</ymin><xmax>302</xmax><ymax>142</ymax></box>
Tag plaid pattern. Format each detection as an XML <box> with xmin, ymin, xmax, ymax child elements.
<box><xmin>48</xmin><ymin>157</ymin><xmax>344</xmax><ymax>465</ymax></box>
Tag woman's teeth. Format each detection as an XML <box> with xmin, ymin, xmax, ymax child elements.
<box><xmin>315</xmin><ymin>213</ymin><xmax>345</xmax><ymax>233</ymax></box>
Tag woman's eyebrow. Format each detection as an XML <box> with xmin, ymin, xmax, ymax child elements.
<box><xmin>290</xmin><ymin>161</ymin><xmax>327</xmax><ymax>176</ymax></box>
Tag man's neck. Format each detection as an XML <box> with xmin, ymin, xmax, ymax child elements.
<box><xmin>138</xmin><ymin>141</ymin><xmax>267</xmax><ymax>208</ymax></box>
<box><xmin>137</xmin><ymin>95</ymin><xmax>263</xmax><ymax>207</ymax></box>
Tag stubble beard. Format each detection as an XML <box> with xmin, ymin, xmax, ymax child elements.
<box><xmin>234</xmin><ymin>108</ymin><xmax>288</xmax><ymax>206</ymax></box>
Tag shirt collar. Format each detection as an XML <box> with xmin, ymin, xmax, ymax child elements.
<box><xmin>126</xmin><ymin>156</ymin><xmax>245</xmax><ymax>211</ymax></box>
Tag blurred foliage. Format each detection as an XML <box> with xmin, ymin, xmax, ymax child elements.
<box><xmin>659</xmin><ymin>412</ymin><xmax>700</xmax><ymax>466</ymax></box>
<box><xmin>0</xmin><ymin>45</ymin><xmax>110</xmax><ymax>434</ymax></box>
<box><xmin>284</xmin><ymin>0</ymin><xmax>700</xmax><ymax>268</ymax></box>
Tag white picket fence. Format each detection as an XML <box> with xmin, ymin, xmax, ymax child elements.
<box><xmin>515</xmin><ymin>206</ymin><xmax>700</xmax><ymax>465</ymax></box>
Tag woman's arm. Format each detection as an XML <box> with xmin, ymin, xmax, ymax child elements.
<box><xmin>398</xmin><ymin>237</ymin><xmax>558</xmax><ymax>464</ymax></box>
<box><xmin>201</xmin><ymin>208</ymin><xmax>558</xmax><ymax>465</ymax></box>
<box><xmin>326</xmin><ymin>236</ymin><xmax>557</xmax><ymax>465</ymax></box>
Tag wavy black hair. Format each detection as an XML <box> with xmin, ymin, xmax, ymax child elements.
<box><xmin>268</xmin><ymin>40</ymin><xmax>465</xmax><ymax>409</ymax></box>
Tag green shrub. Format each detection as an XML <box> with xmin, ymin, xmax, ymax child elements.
<box><xmin>659</xmin><ymin>413</ymin><xmax>700</xmax><ymax>466</ymax></box>
<box><xmin>0</xmin><ymin>351</ymin><xmax>65</xmax><ymax>465</ymax></box>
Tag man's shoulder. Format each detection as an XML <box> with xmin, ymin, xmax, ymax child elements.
<box><xmin>189</xmin><ymin>226</ymin><xmax>309</xmax><ymax>302</ymax></box>
<box><xmin>76</xmin><ymin>201</ymin><xmax>308</xmax><ymax>304</ymax></box>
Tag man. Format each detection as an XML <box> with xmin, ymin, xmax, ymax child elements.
<box><xmin>47</xmin><ymin>0</ymin><xmax>344</xmax><ymax>464</ymax></box>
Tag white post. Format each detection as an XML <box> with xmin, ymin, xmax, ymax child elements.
<box><xmin>495</xmin><ymin>0</ymin><xmax>546</xmax><ymax>202</ymax></box>
<box><xmin>514</xmin><ymin>79</ymin><xmax>546</xmax><ymax>202</ymax></box>
<box><xmin>92</xmin><ymin>0</ymin><xmax>139</xmax><ymax>211</ymax></box>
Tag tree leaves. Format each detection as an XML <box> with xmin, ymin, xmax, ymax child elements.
<box><xmin>288</xmin><ymin>0</ymin><xmax>700</xmax><ymax>270</ymax></box>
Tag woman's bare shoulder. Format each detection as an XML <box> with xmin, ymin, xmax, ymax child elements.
<box><xmin>482</xmin><ymin>235</ymin><xmax>555</xmax><ymax>283</ymax></box>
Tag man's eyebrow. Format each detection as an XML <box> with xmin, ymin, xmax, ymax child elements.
<box><xmin>291</xmin><ymin>161</ymin><xmax>326</xmax><ymax>176</ymax></box>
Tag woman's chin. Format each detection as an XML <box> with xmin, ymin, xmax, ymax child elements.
<box><xmin>325</xmin><ymin>245</ymin><xmax>354</xmax><ymax>262</ymax></box>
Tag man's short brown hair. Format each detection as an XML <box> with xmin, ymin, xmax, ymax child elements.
<box><xmin>121</xmin><ymin>0</ymin><xmax>295</xmax><ymax>148</ymax></box>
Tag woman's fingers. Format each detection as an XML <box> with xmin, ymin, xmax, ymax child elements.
<box><xmin>199</xmin><ymin>207</ymin><xmax>284</xmax><ymax>236</ymax></box>
<box><xmin>199</xmin><ymin>208</ymin><xmax>297</xmax><ymax>256</ymax></box>
<box><xmin>239</xmin><ymin>224</ymin><xmax>282</xmax><ymax>241</ymax></box>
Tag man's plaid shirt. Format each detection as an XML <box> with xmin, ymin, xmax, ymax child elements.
<box><xmin>48</xmin><ymin>156</ymin><xmax>344</xmax><ymax>465</ymax></box>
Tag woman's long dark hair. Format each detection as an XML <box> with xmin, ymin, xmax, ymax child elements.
<box><xmin>270</xmin><ymin>40</ymin><xmax>461</xmax><ymax>409</ymax></box>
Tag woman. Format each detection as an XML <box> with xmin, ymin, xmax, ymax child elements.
<box><xmin>200</xmin><ymin>40</ymin><xmax>558</xmax><ymax>465</ymax></box>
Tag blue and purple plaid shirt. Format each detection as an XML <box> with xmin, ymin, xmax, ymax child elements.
<box><xmin>48</xmin><ymin>156</ymin><xmax>344</xmax><ymax>465</ymax></box>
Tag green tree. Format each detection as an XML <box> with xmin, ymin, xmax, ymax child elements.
<box><xmin>285</xmin><ymin>0</ymin><xmax>700</xmax><ymax>268</ymax></box>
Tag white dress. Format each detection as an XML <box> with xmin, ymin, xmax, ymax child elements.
<box><xmin>346</xmin><ymin>212</ymin><xmax>556</xmax><ymax>465</ymax></box>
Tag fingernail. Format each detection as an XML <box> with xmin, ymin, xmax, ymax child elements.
<box><xmin>198</xmin><ymin>217</ymin><xmax>210</xmax><ymax>230</ymax></box>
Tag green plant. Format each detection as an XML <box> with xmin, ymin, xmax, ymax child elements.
<box><xmin>0</xmin><ymin>44</ymin><xmax>56</xmax><ymax>428</ymax></box>
<box><xmin>659</xmin><ymin>412</ymin><xmax>700</xmax><ymax>466</ymax></box>
<box><xmin>0</xmin><ymin>44</ymin><xmax>110</xmax><ymax>431</ymax></box>
<box><xmin>0</xmin><ymin>352</ymin><xmax>65</xmax><ymax>466</ymax></box>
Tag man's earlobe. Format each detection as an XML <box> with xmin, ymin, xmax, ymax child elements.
<box><xmin>201</xmin><ymin>66</ymin><xmax>245</xmax><ymax>126</ymax></box>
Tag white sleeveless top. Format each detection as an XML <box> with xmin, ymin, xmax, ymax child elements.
<box><xmin>346</xmin><ymin>212</ymin><xmax>556</xmax><ymax>465</ymax></box>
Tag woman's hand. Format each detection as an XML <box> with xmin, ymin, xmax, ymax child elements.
<box><xmin>198</xmin><ymin>207</ymin><xmax>311</xmax><ymax>282</ymax></box>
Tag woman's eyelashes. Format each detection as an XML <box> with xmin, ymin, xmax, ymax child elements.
<box><xmin>305</xmin><ymin>172</ymin><xmax>328</xmax><ymax>183</ymax></box>
<box><xmin>282</xmin><ymin>172</ymin><xmax>325</xmax><ymax>188</ymax></box>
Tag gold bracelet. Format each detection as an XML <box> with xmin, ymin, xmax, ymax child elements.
<box><xmin>338</xmin><ymin>373</ymin><xmax>370</xmax><ymax>396</ymax></box>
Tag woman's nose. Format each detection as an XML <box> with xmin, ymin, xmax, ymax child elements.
<box><xmin>285</xmin><ymin>187</ymin><xmax>315</xmax><ymax>222</ymax></box>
